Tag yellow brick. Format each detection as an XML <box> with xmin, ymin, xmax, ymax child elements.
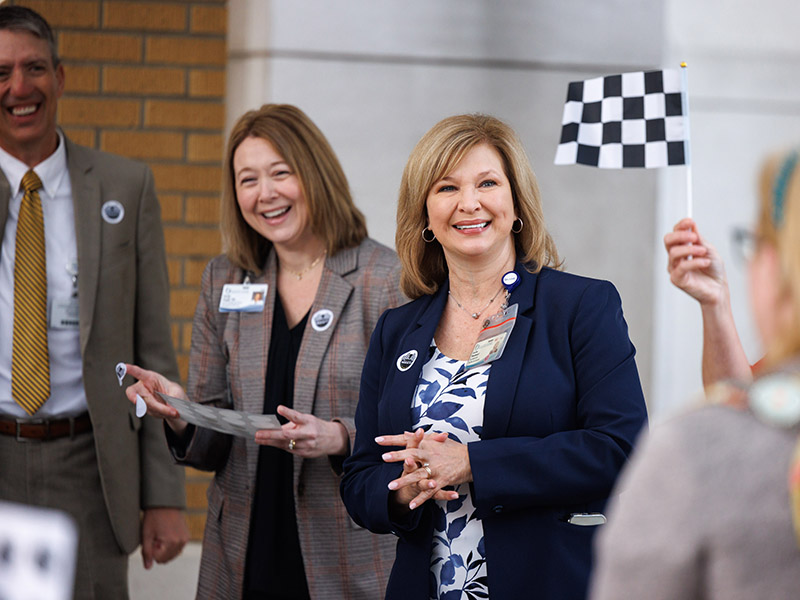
<box><xmin>184</xmin><ymin>258</ymin><xmax>209</xmax><ymax>286</ymax></box>
<box><xmin>146</xmin><ymin>37</ymin><xmax>226</xmax><ymax>66</ymax></box>
<box><xmin>170</xmin><ymin>288</ymin><xmax>201</xmax><ymax>318</ymax></box>
<box><xmin>190</xmin><ymin>5</ymin><xmax>226</xmax><ymax>34</ymax></box>
<box><xmin>145</xmin><ymin>100</ymin><xmax>224</xmax><ymax>130</ymax></box>
<box><xmin>21</xmin><ymin>0</ymin><xmax>100</xmax><ymax>28</ymax></box>
<box><xmin>166</xmin><ymin>258</ymin><xmax>181</xmax><ymax>285</ymax></box>
<box><xmin>181</xmin><ymin>322</ymin><xmax>193</xmax><ymax>351</ymax></box>
<box><xmin>59</xmin><ymin>32</ymin><xmax>142</xmax><ymax>62</ymax></box>
<box><xmin>186</xmin><ymin>511</ymin><xmax>206</xmax><ymax>541</ymax></box>
<box><xmin>187</xmin><ymin>133</ymin><xmax>222</xmax><ymax>162</ymax></box>
<box><xmin>103</xmin><ymin>66</ymin><xmax>186</xmax><ymax>96</ymax></box>
<box><xmin>101</xmin><ymin>130</ymin><xmax>184</xmax><ymax>160</ymax></box>
<box><xmin>185</xmin><ymin>467</ymin><xmax>214</xmax><ymax>481</ymax></box>
<box><xmin>177</xmin><ymin>353</ymin><xmax>189</xmax><ymax>384</ymax></box>
<box><xmin>164</xmin><ymin>226</ymin><xmax>221</xmax><ymax>255</ymax></box>
<box><xmin>61</xmin><ymin>127</ymin><xmax>96</xmax><ymax>148</ymax></box>
<box><xmin>58</xmin><ymin>97</ymin><xmax>140</xmax><ymax>127</ymax></box>
<box><xmin>185</xmin><ymin>195</ymin><xmax>219</xmax><ymax>224</ymax></box>
<box><xmin>63</xmin><ymin>64</ymin><xmax>99</xmax><ymax>93</ymax></box>
<box><xmin>188</xmin><ymin>69</ymin><xmax>225</xmax><ymax>98</ymax></box>
<box><xmin>158</xmin><ymin>193</ymin><xmax>183</xmax><ymax>221</ymax></box>
<box><xmin>185</xmin><ymin>480</ymin><xmax>209</xmax><ymax>509</ymax></box>
<box><xmin>152</xmin><ymin>164</ymin><xmax>222</xmax><ymax>192</ymax></box>
<box><xmin>171</xmin><ymin>321</ymin><xmax>180</xmax><ymax>350</ymax></box>
<box><xmin>103</xmin><ymin>1</ymin><xmax>187</xmax><ymax>31</ymax></box>
<box><xmin>186</xmin><ymin>478</ymin><xmax>210</xmax><ymax>510</ymax></box>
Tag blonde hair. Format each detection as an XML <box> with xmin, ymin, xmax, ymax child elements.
<box><xmin>396</xmin><ymin>114</ymin><xmax>560</xmax><ymax>298</ymax></box>
<box><xmin>757</xmin><ymin>149</ymin><xmax>800</xmax><ymax>366</ymax></box>
<box><xmin>221</xmin><ymin>104</ymin><xmax>367</xmax><ymax>273</ymax></box>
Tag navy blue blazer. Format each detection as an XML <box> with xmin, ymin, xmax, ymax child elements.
<box><xmin>341</xmin><ymin>265</ymin><xmax>647</xmax><ymax>599</ymax></box>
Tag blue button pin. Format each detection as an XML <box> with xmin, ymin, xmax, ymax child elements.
<box><xmin>501</xmin><ymin>271</ymin><xmax>520</xmax><ymax>293</ymax></box>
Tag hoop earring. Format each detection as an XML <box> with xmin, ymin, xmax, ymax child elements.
<box><xmin>511</xmin><ymin>218</ymin><xmax>524</xmax><ymax>234</ymax></box>
<box><xmin>422</xmin><ymin>227</ymin><xmax>436</xmax><ymax>243</ymax></box>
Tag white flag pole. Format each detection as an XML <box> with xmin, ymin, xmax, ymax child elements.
<box><xmin>680</xmin><ymin>62</ymin><xmax>693</xmax><ymax>218</ymax></box>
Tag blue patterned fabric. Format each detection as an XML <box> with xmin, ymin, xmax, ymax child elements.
<box><xmin>412</xmin><ymin>344</ymin><xmax>490</xmax><ymax>600</ymax></box>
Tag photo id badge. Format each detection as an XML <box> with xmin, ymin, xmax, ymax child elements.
<box><xmin>219</xmin><ymin>283</ymin><xmax>268</xmax><ymax>313</ymax></box>
<box><xmin>50</xmin><ymin>296</ymin><xmax>80</xmax><ymax>330</ymax></box>
<box><xmin>465</xmin><ymin>304</ymin><xmax>518</xmax><ymax>369</ymax></box>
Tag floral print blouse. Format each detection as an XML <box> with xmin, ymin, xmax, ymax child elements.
<box><xmin>411</xmin><ymin>343</ymin><xmax>491</xmax><ymax>600</ymax></box>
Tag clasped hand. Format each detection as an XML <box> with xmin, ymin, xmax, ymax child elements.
<box><xmin>377</xmin><ymin>428</ymin><xmax>471</xmax><ymax>510</ymax></box>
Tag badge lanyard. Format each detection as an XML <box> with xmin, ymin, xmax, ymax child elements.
<box><xmin>465</xmin><ymin>271</ymin><xmax>521</xmax><ymax>369</ymax></box>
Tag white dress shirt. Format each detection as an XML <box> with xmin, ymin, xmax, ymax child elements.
<box><xmin>0</xmin><ymin>133</ymin><xmax>88</xmax><ymax>417</ymax></box>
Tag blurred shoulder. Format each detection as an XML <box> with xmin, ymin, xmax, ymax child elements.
<box><xmin>638</xmin><ymin>402</ymin><xmax>792</xmax><ymax>478</ymax></box>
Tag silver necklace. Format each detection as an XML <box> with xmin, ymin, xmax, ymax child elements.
<box><xmin>283</xmin><ymin>249</ymin><xmax>326</xmax><ymax>280</ymax></box>
<box><xmin>448</xmin><ymin>286</ymin><xmax>504</xmax><ymax>320</ymax></box>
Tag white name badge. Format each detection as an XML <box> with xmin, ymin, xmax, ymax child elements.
<box><xmin>219</xmin><ymin>283</ymin><xmax>268</xmax><ymax>313</ymax></box>
<box><xmin>466</xmin><ymin>304</ymin><xmax>518</xmax><ymax>369</ymax></box>
<box><xmin>50</xmin><ymin>296</ymin><xmax>80</xmax><ymax>330</ymax></box>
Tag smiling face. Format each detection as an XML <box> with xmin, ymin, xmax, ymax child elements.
<box><xmin>232</xmin><ymin>135</ymin><xmax>316</xmax><ymax>252</ymax></box>
<box><xmin>0</xmin><ymin>29</ymin><xmax>64</xmax><ymax>166</ymax></box>
<box><xmin>425</xmin><ymin>143</ymin><xmax>517</xmax><ymax>265</ymax></box>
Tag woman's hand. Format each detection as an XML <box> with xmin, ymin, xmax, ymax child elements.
<box><xmin>664</xmin><ymin>218</ymin><xmax>728</xmax><ymax>306</ymax></box>
<box><xmin>254</xmin><ymin>405</ymin><xmax>349</xmax><ymax>458</ymax></box>
<box><xmin>124</xmin><ymin>364</ymin><xmax>189</xmax><ymax>434</ymax></box>
<box><xmin>378</xmin><ymin>429</ymin><xmax>466</xmax><ymax>510</ymax></box>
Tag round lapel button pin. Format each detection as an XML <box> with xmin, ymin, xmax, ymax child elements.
<box><xmin>101</xmin><ymin>200</ymin><xmax>124</xmax><ymax>224</ymax></box>
<box><xmin>396</xmin><ymin>350</ymin><xmax>418</xmax><ymax>372</ymax></box>
<box><xmin>311</xmin><ymin>309</ymin><xmax>334</xmax><ymax>332</ymax></box>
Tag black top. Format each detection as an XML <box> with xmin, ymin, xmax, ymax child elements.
<box><xmin>243</xmin><ymin>294</ymin><xmax>310</xmax><ymax>600</ymax></box>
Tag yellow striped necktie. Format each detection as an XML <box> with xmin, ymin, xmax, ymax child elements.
<box><xmin>12</xmin><ymin>170</ymin><xmax>50</xmax><ymax>415</ymax></box>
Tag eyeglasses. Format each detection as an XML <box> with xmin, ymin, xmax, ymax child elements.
<box><xmin>731</xmin><ymin>227</ymin><xmax>759</xmax><ymax>263</ymax></box>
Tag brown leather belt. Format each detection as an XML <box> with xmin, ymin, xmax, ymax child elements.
<box><xmin>0</xmin><ymin>413</ymin><xmax>92</xmax><ymax>441</ymax></box>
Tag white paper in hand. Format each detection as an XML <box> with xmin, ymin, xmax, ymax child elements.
<box><xmin>156</xmin><ymin>392</ymin><xmax>281</xmax><ymax>438</ymax></box>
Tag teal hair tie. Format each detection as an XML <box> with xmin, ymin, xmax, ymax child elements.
<box><xmin>773</xmin><ymin>150</ymin><xmax>799</xmax><ymax>227</ymax></box>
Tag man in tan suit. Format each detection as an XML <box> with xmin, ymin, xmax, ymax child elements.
<box><xmin>0</xmin><ymin>6</ymin><xmax>188</xmax><ymax>598</ymax></box>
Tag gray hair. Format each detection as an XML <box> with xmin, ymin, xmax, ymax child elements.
<box><xmin>0</xmin><ymin>6</ymin><xmax>60</xmax><ymax>67</ymax></box>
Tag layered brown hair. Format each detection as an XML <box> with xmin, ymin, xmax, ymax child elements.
<box><xmin>396</xmin><ymin>114</ymin><xmax>560</xmax><ymax>298</ymax></box>
<box><xmin>221</xmin><ymin>104</ymin><xmax>367</xmax><ymax>273</ymax></box>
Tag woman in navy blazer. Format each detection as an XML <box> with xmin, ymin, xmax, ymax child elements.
<box><xmin>341</xmin><ymin>114</ymin><xmax>647</xmax><ymax>599</ymax></box>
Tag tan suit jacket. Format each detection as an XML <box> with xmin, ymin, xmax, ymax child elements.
<box><xmin>0</xmin><ymin>136</ymin><xmax>185</xmax><ymax>553</ymax></box>
<box><xmin>173</xmin><ymin>239</ymin><xmax>403</xmax><ymax>599</ymax></box>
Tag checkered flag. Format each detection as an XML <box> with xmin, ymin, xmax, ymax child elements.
<box><xmin>554</xmin><ymin>69</ymin><xmax>688</xmax><ymax>169</ymax></box>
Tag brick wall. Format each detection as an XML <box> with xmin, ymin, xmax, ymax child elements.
<box><xmin>14</xmin><ymin>0</ymin><xmax>226</xmax><ymax>540</ymax></box>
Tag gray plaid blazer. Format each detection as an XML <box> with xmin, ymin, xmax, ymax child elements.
<box><xmin>173</xmin><ymin>238</ymin><xmax>403</xmax><ymax>599</ymax></box>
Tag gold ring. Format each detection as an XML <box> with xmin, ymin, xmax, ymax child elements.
<box><xmin>422</xmin><ymin>462</ymin><xmax>432</xmax><ymax>478</ymax></box>
<box><xmin>288</xmin><ymin>439</ymin><xmax>296</xmax><ymax>451</ymax></box>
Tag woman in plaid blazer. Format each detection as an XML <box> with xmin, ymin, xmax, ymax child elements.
<box><xmin>126</xmin><ymin>104</ymin><xmax>403</xmax><ymax>599</ymax></box>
